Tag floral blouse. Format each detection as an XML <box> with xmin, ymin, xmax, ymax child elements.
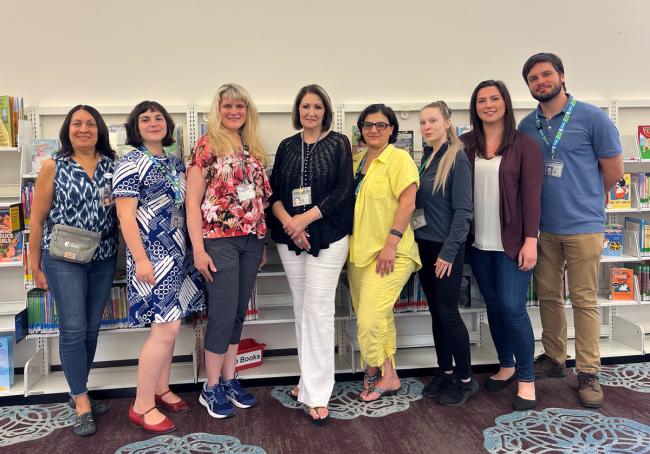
<box><xmin>189</xmin><ymin>135</ymin><xmax>271</xmax><ymax>239</ymax></box>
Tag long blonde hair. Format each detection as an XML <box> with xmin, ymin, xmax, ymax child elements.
<box><xmin>421</xmin><ymin>101</ymin><xmax>463</xmax><ymax>195</ymax></box>
<box><xmin>207</xmin><ymin>83</ymin><xmax>267</xmax><ymax>166</ymax></box>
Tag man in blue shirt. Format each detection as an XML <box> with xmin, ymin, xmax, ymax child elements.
<box><xmin>518</xmin><ymin>53</ymin><xmax>623</xmax><ymax>408</ymax></box>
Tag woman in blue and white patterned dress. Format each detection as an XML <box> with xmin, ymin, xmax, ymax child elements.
<box><xmin>113</xmin><ymin>101</ymin><xmax>205</xmax><ymax>433</ymax></box>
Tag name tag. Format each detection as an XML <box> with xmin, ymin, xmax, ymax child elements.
<box><xmin>292</xmin><ymin>187</ymin><xmax>312</xmax><ymax>207</ymax></box>
<box><xmin>101</xmin><ymin>185</ymin><xmax>113</xmax><ymax>207</ymax></box>
<box><xmin>171</xmin><ymin>208</ymin><xmax>184</xmax><ymax>229</ymax></box>
<box><xmin>544</xmin><ymin>159</ymin><xmax>564</xmax><ymax>178</ymax></box>
<box><xmin>237</xmin><ymin>183</ymin><xmax>256</xmax><ymax>202</ymax></box>
<box><xmin>410</xmin><ymin>208</ymin><xmax>427</xmax><ymax>230</ymax></box>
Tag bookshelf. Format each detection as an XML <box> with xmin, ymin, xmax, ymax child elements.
<box><xmin>2</xmin><ymin>98</ymin><xmax>650</xmax><ymax>398</ymax></box>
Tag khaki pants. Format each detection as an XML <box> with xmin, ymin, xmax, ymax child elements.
<box><xmin>534</xmin><ymin>232</ymin><xmax>603</xmax><ymax>374</ymax></box>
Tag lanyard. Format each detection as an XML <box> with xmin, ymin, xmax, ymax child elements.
<box><xmin>354</xmin><ymin>153</ymin><xmax>368</xmax><ymax>197</ymax></box>
<box><xmin>535</xmin><ymin>96</ymin><xmax>577</xmax><ymax>160</ymax></box>
<box><xmin>300</xmin><ymin>131</ymin><xmax>322</xmax><ymax>188</ymax></box>
<box><xmin>240</xmin><ymin>145</ymin><xmax>250</xmax><ymax>185</ymax></box>
<box><xmin>418</xmin><ymin>147</ymin><xmax>434</xmax><ymax>176</ymax></box>
<box><xmin>139</xmin><ymin>146</ymin><xmax>182</xmax><ymax>208</ymax></box>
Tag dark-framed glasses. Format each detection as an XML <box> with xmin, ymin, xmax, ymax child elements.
<box><xmin>361</xmin><ymin>121</ymin><xmax>390</xmax><ymax>131</ymax></box>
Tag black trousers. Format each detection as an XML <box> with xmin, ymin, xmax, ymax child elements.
<box><xmin>416</xmin><ymin>239</ymin><xmax>472</xmax><ymax>379</ymax></box>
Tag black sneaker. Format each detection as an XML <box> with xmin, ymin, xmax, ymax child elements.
<box><xmin>438</xmin><ymin>377</ymin><xmax>479</xmax><ymax>407</ymax></box>
<box><xmin>422</xmin><ymin>371</ymin><xmax>453</xmax><ymax>399</ymax></box>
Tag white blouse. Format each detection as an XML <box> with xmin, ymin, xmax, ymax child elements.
<box><xmin>473</xmin><ymin>155</ymin><xmax>504</xmax><ymax>251</ymax></box>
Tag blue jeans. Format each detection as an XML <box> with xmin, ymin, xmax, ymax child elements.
<box><xmin>469</xmin><ymin>247</ymin><xmax>535</xmax><ymax>382</ymax></box>
<box><xmin>42</xmin><ymin>252</ymin><xmax>117</xmax><ymax>396</ymax></box>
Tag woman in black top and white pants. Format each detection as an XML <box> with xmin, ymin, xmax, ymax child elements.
<box><xmin>269</xmin><ymin>84</ymin><xmax>354</xmax><ymax>425</ymax></box>
<box><xmin>414</xmin><ymin>101</ymin><xmax>475</xmax><ymax>406</ymax></box>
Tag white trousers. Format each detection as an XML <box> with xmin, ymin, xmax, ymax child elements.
<box><xmin>277</xmin><ymin>236</ymin><xmax>349</xmax><ymax>407</ymax></box>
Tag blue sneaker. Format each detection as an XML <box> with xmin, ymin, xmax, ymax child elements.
<box><xmin>221</xmin><ymin>376</ymin><xmax>257</xmax><ymax>408</ymax></box>
<box><xmin>199</xmin><ymin>382</ymin><xmax>235</xmax><ymax>418</ymax></box>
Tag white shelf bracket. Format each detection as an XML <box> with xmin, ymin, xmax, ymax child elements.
<box><xmin>608</xmin><ymin>99</ymin><xmax>619</xmax><ymax>128</ymax></box>
<box><xmin>334</xmin><ymin>104</ymin><xmax>345</xmax><ymax>134</ymax></box>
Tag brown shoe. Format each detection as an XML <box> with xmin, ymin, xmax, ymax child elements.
<box><xmin>533</xmin><ymin>353</ymin><xmax>566</xmax><ymax>379</ymax></box>
<box><xmin>577</xmin><ymin>372</ymin><xmax>603</xmax><ymax>408</ymax></box>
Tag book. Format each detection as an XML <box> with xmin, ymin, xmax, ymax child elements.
<box><xmin>610</xmin><ymin>267</ymin><xmax>634</xmax><ymax>300</ymax></box>
<box><xmin>30</xmin><ymin>139</ymin><xmax>59</xmax><ymax>174</ymax></box>
<box><xmin>607</xmin><ymin>173</ymin><xmax>631</xmax><ymax>209</ymax></box>
<box><xmin>350</xmin><ymin>125</ymin><xmax>364</xmax><ymax>154</ymax></box>
<box><xmin>0</xmin><ymin>334</ymin><xmax>13</xmax><ymax>389</ymax></box>
<box><xmin>625</xmin><ymin>217</ymin><xmax>645</xmax><ymax>256</ymax></box>
<box><xmin>0</xmin><ymin>209</ymin><xmax>23</xmax><ymax>263</ymax></box>
<box><xmin>395</xmin><ymin>130</ymin><xmax>414</xmax><ymax>157</ymax></box>
<box><xmin>108</xmin><ymin>124</ymin><xmax>130</xmax><ymax>157</ymax></box>
<box><xmin>0</xmin><ymin>96</ymin><xmax>12</xmax><ymax>147</ymax></box>
<box><xmin>603</xmin><ymin>225</ymin><xmax>623</xmax><ymax>257</ymax></box>
<box><xmin>638</xmin><ymin>125</ymin><xmax>650</xmax><ymax>160</ymax></box>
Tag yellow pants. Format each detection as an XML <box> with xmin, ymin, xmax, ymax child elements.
<box><xmin>348</xmin><ymin>257</ymin><xmax>416</xmax><ymax>370</ymax></box>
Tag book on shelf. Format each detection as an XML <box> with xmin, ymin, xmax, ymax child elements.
<box><xmin>351</xmin><ymin>125</ymin><xmax>364</xmax><ymax>154</ymax></box>
<box><xmin>21</xmin><ymin>182</ymin><xmax>33</xmax><ymax>229</ymax></box>
<box><xmin>108</xmin><ymin>124</ymin><xmax>131</xmax><ymax>157</ymax></box>
<box><xmin>638</xmin><ymin>125</ymin><xmax>650</xmax><ymax>160</ymax></box>
<box><xmin>30</xmin><ymin>139</ymin><xmax>59</xmax><ymax>174</ymax></box>
<box><xmin>164</xmin><ymin>125</ymin><xmax>184</xmax><ymax>159</ymax></box>
<box><xmin>602</xmin><ymin>224</ymin><xmax>623</xmax><ymax>257</ymax></box>
<box><xmin>624</xmin><ymin>263</ymin><xmax>650</xmax><ymax>301</ymax></box>
<box><xmin>395</xmin><ymin>130</ymin><xmax>414</xmax><ymax>157</ymax></box>
<box><xmin>525</xmin><ymin>274</ymin><xmax>538</xmax><ymax>306</ymax></box>
<box><xmin>624</xmin><ymin>217</ymin><xmax>649</xmax><ymax>256</ymax></box>
<box><xmin>245</xmin><ymin>283</ymin><xmax>258</xmax><ymax>321</ymax></box>
<box><xmin>27</xmin><ymin>284</ymin><xmax>130</xmax><ymax>334</ymax></box>
<box><xmin>610</xmin><ymin>267</ymin><xmax>634</xmax><ymax>300</ymax></box>
<box><xmin>606</xmin><ymin>174</ymin><xmax>631</xmax><ymax>209</ymax></box>
<box><xmin>0</xmin><ymin>334</ymin><xmax>14</xmax><ymax>389</ymax></box>
<box><xmin>0</xmin><ymin>95</ymin><xmax>25</xmax><ymax>148</ymax></box>
<box><xmin>0</xmin><ymin>209</ymin><xmax>22</xmax><ymax>263</ymax></box>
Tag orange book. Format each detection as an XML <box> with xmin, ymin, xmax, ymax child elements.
<box><xmin>610</xmin><ymin>267</ymin><xmax>634</xmax><ymax>300</ymax></box>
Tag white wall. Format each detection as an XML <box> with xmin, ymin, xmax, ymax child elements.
<box><xmin>4</xmin><ymin>0</ymin><xmax>649</xmax><ymax>107</ymax></box>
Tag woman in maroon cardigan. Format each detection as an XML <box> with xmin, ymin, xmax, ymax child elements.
<box><xmin>461</xmin><ymin>80</ymin><xmax>543</xmax><ymax>411</ymax></box>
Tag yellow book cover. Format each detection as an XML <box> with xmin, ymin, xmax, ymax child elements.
<box><xmin>0</xmin><ymin>96</ymin><xmax>12</xmax><ymax>147</ymax></box>
<box><xmin>607</xmin><ymin>173</ymin><xmax>631</xmax><ymax>209</ymax></box>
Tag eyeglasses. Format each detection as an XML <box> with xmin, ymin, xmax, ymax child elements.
<box><xmin>361</xmin><ymin>121</ymin><xmax>390</xmax><ymax>131</ymax></box>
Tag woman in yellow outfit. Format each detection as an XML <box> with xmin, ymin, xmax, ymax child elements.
<box><xmin>348</xmin><ymin>104</ymin><xmax>421</xmax><ymax>402</ymax></box>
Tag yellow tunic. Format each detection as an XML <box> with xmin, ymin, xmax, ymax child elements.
<box><xmin>348</xmin><ymin>144</ymin><xmax>421</xmax><ymax>369</ymax></box>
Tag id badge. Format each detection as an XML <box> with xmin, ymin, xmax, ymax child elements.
<box><xmin>544</xmin><ymin>159</ymin><xmax>564</xmax><ymax>178</ymax></box>
<box><xmin>410</xmin><ymin>208</ymin><xmax>427</xmax><ymax>230</ymax></box>
<box><xmin>101</xmin><ymin>185</ymin><xmax>113</xmax><ymax>207</ymax></box>
<box><xmin>292</xmin><ymin>187</ymin><xmax>312</xmax><ymax>207</ymax></box>
<box><xmin>171</xmin><ymin>208</ymin><xmax>184</xmax><ymax>229</ymax></box>
<box><xmin>237</xmin><ymin>183</ymin><xmax>256</xmax><ymax>202</ymax></box>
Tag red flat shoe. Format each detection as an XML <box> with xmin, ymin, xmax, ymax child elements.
<box><xmin>155</xmin><ymin>390</ymin><xmax>190</xmax><ymax>414</ymax></box>
<box><xmin>129</xmin><ymin>404</ymin><xmax>177</xmax><ymax>433</ymax></box>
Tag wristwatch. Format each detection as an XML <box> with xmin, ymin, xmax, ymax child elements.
<box><xmin>389</xmin><ymin>229</ymin><xmax>403</xmax><ymax>239</ymax></box>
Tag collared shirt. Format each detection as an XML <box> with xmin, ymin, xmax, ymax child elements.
<box><xmin>349</xmin><ymin>144</ymin><xmax>421</xmax><ymax>269</ymax></box>
<box><xmin>189</xmin><ymin>135</ymin><xmax>272</xmax><ymax>239</ymax></box>
<box><xmin>415</xmin><ymin>142</ymin><xmax>473</xmax><ymax>262</ymax></box>
<box><xmin>519</xmin><ymin>96</ymin><xmax>622</xmax><ymax>234</ymax></box>
<box><xmin>42</xmin><ymin>153</ymin><xmax>118</xmax><ymax>261</ymax></box>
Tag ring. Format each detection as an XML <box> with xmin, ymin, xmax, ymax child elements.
<box><xmin>297</xmin><ymin>239</ymin><xmax>303</xmax><ymax>244</ymax></box>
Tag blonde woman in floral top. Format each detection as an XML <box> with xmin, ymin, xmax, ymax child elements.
<box><xmin>187</xmin><ymin>83</ymin><xmax>271</xmax><ymax>419</ymax></box>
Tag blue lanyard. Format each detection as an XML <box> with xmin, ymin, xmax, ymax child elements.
<box><xmin>139</xmin><ymin>146</ymin><xmax>183</xmax><ymax>208</ymax></box>
<box><xmin>535</xmin><ymin>96</ymin><xmax>577</xmax><ymax>160</ymax></box>
<box><xmin>354</xmin><ymin>153</ymin><xmax>368</xmax><ymax>197</ymax></box>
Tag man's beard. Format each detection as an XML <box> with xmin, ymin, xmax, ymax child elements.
<box><xmin>532</xmin><ymin>83</ymin><xmax>563</xmax><ymax>102</ymax></box>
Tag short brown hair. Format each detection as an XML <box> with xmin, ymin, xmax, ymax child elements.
<box><xmin>291</xmin><ymin>84</ymin><xmax>333</xmax><ymax>130</ymax></box>
<box><xmin>125</xmin><ymin>101</ymin><xmax>176</xmax><ymax>147</ymax></box>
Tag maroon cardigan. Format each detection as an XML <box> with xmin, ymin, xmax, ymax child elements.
<box><xmin>461</xmin><ymin>131</ymin><xmax>543</xmax><ymax>260</ymax></box>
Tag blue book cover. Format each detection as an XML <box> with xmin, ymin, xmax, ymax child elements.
<box><xmin>0</xmin><ymin>334</ymin><xmax>14</xmax><ymax>389</ymax></box>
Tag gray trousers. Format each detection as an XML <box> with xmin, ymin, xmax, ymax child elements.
<box><xmin>203</xmin><ymin>235</ymin><xmax>264</xmax><ymax>354</ymax></box>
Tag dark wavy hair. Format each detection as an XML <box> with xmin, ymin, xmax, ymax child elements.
<box><xmin>125</xmin><ymin>100</ymin><xmax>176</xmax><ymax>147</ymax></box>
<box><xmin>357</xmin><ymin>104</ymin><xmax>399</xmax><ymax>144</ymax></box>
<box><xmin>291</xmin><ymin>84</ymin><xmax>333</xmax><ymax>131</ymax></box>
<box><xmin>466</xmin><ymin>80</ymin><xmax>517</xmax><ymax>159</ymax></box>
<box><xmin>58</xmin><ymin>105</ymin><xmax>115</xmax><ymax>159</ymax></box>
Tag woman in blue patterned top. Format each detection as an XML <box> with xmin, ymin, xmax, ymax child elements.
<box><xmin>113</xmin><ymin>101</ymin><xmax>205</xmax><ymax>433</ymax></box>
<box><xmin>29</xmin><ymin>105</ymin><xmax>119</xmax><ymax>437</ymax></box>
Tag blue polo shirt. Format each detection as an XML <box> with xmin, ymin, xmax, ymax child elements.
<box><xmin>519</xmin><ymin>96</ymin><xmax>621</xmax><ymax>234</ymax></box>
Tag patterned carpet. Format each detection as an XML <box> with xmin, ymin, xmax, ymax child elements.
<box><xmin>2</xmin><ymin>363</ymin><xmax>650</xmax><ymax>453</ymax></box>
